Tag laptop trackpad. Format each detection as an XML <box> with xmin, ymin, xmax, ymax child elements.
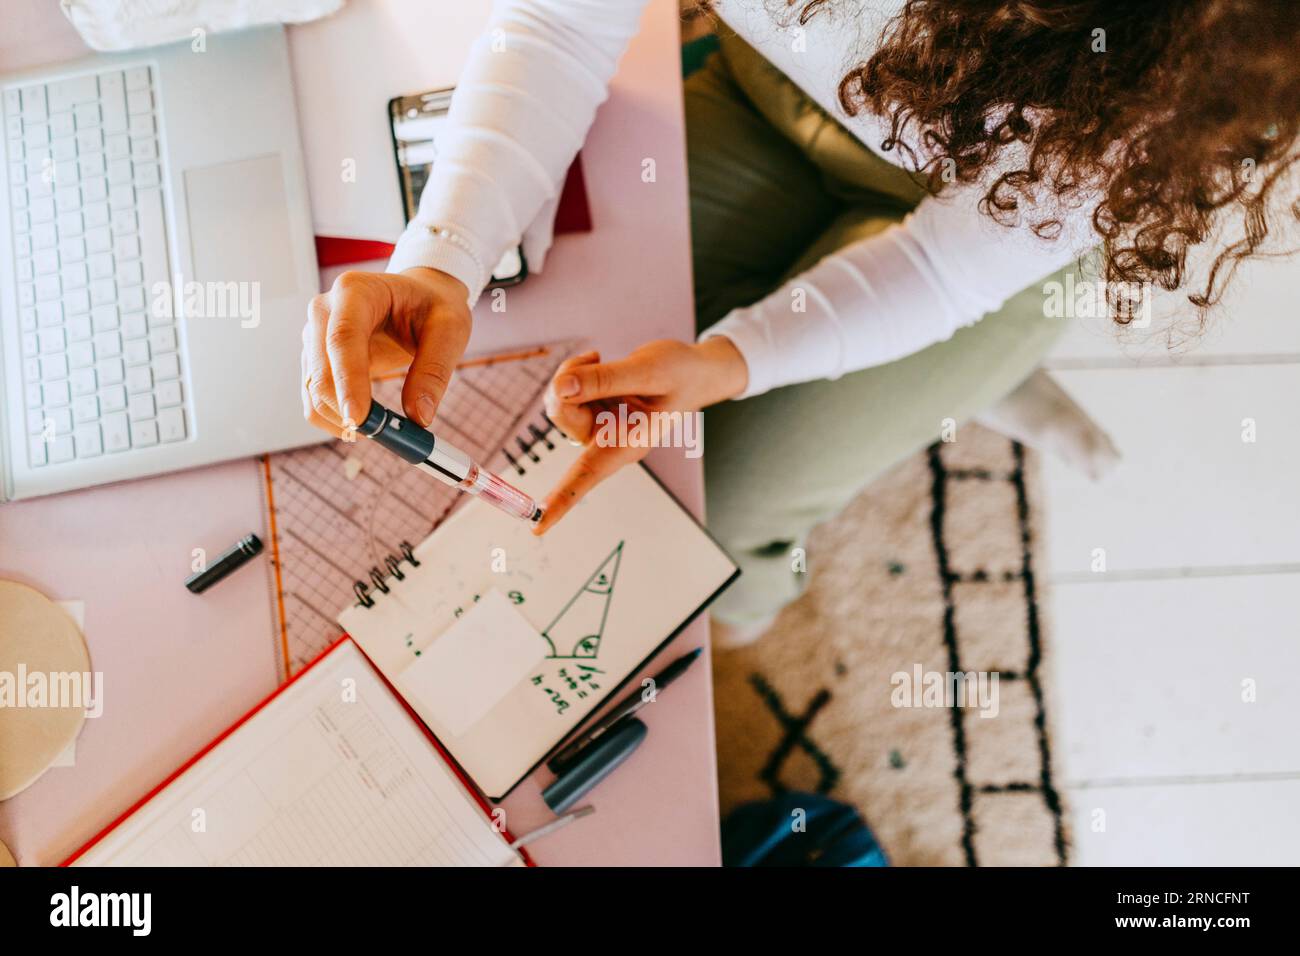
<box><xmin>183</xmin><ymin>154</ymin><xmax>297</xmax><ymax>300</ymax></box>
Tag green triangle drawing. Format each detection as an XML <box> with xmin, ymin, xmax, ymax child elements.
<box><xmin>540</xmin><ymin>541</ymin><xmax>624</xmax><ymax>659</ymax></box>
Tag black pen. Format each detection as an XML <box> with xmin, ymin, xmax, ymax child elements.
<box><xmin>547</xmin><ymin>647</ymin><xmax>703</xmax><ymax>774</ymax></box>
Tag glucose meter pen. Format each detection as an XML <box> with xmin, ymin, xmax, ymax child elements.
<box><xmin>356</xmin><ymin>400</ymin><xmax>543</xmax><ymax>524</ymax></box>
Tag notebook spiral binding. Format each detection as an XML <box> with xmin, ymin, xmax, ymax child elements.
<box><xmin>351</xmin><ymin>415</ymin><xmax>561</xmax><ymax>609</ymax></box>
<box><xmin>352</xmin><ymin>540</ymin><xmax>420</xmax><ymax>609</ymax></box>
<box><xmin>500</xmin><ymin>414</ymin><xmax>558</xmax><ymax>477</ymax></box>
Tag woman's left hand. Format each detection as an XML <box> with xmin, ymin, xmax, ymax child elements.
<box><xmin>535</xmin><ymin>336</ymin><xmax>748</xmax><ymax>534</ymax></box>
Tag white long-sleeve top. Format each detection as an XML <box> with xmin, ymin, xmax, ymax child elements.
<box><xmin>387</xmin><ymin>0</ymin><xmax>1097</xmax><ymax>398</ymax></box>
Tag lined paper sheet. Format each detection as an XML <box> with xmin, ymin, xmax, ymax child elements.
<box><xmin>74</xmin><ymin>641</ymin><xmax>520</xmax><ymax>867</ymax></box>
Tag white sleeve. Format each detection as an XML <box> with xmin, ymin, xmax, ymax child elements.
<box><xmin>387</xmin><ymin>0</ymin><xmax>649</xmax><ymax>305</ymax></box>
<box><xmin>701</xmin><ymin>180</ymin><xmax>1098</xmax><ymax>399</ymax></box>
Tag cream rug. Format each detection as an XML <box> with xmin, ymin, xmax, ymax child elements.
<box><xmin>713</xmin><ymin>426</ymin><xmax>1069</xmax><ymax>866</ymax></box>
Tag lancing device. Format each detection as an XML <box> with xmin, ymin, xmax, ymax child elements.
<box><xmin>357</xmin><ymin>400</ymin><xmax>543</xmax><ymax>523</ymax></box>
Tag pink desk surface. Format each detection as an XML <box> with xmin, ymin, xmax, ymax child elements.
<box><xmin>0</xmin><ymin>0</ymin><xmax>720</xmax><ymax>867</ymax></box>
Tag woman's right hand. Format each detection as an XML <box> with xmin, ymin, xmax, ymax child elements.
<box><xmin>301</xmin><ymin>267</ymin><xmax>473</xmax><ymax>437</ymax></box>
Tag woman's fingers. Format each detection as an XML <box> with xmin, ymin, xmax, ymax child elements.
<box><xmin>557</xmin><ymin>350</ymin><xmax>600</xmax><ymax>371</ymax></box>
<box><xmin>401</xmin><ymin>311</ymin><xmax>470</xmax><ymax>427</ymax></box>
<box><xmin>390</xmin><ymin>267</ymin><xmax>473</xmax><ymax>425</ymax></box>
<box><xmin>545</xmin><ymin>351</ymin><xmax>600</xmax><ymax>443</ymax></box>
<box><xmin>300</xmin><ymin>347</ymin><xmax>346</xmax><ymax>438</ymax></box>
<box><xmin>552</xmin><ymin>353</ymin><xmax>664</xmax><ymax>405</ymax></box>
<box><xmin>547</xmin><ymin>350</ymin><xmax>600</xmax><ymax>404</ymax></box>
<box><xmin>324</xmin><ymin>272</ymin><xmax>389</xmax><ymax>428</ymax></box>
<box><xmin>533</xmin><ymin>441</ymin><xmax>641</xmax><ymax>535</ymax></box>
<box><xmin>304</xmin><ymin>404</ymin><xmax>348</xmax><ymax>439</ymax></box>
<box><xmin>303</xmin><ymin>295</ymin><xmax>347</xmax><ymax>432</ymax></box>
<box><xmin>547</xmin><ymin>400</ymin><xmax>598</xmax><ymax>447</ymax></box>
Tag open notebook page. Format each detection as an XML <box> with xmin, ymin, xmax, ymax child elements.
<box><xmin>73</xmin><ymin>640</ymin><xmax>521</xmax><ymax>867</ymax></box>
<box><xmin>341</xmin><ymin>439</ymin><xmax>737</xmax><ymax>799</ymax></box>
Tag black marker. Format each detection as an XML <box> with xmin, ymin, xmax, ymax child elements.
<box><xmin>185</xmin><ymin>534</ymin><xmax>263</xmax><ymax>594</ymax></box>
<box><xmin>542</xmin><ymin>717</ymin><xmax>647</xmax><ymax>814</ymax></box>
<box><xmin>547</xmin><ymin>647</ymin><xmax>703</xmax><ymax>775</ymax></box>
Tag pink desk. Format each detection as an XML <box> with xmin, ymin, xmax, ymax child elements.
<box><xmin>0</xmin><ymin>0</ymin><xmax>720</xmax><ymax>867</ymax></box>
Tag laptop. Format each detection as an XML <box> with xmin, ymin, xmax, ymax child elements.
<box><xmin>0</xmin><ymin>26</ymin><xmax>320</xmax><ymax>501</ymax></box>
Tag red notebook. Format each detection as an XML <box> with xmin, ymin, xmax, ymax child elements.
<box><xmin>63</xmin><ymin>638</ymin><xmax>531</xmax><ymax>867</ymax></box>
<box><xmin>315</xmin><ymin>153</ymin><xmax>592</xmax><ymax>269</ymax></box>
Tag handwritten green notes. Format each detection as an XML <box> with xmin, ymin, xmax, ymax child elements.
<box><xmin>338</xmin><ymin>435</ymin><xmax>737</xmax><ymax>799</ymax></box>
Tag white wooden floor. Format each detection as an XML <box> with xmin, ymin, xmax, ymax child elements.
<box><xmin>1038</xmin><ymin>254</ymin><xmax>1300</xmax><ymax>865</ymax></box>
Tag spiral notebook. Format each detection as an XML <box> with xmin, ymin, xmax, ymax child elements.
<box><xmin>338</xmin><ymin>417</ymin><xmax>739</xmax><ymax>800</ymax></box>
<box><xmin>65</xmin><ymin>639</ymin><xmax>526</xmax><ymax>867</ymax></box>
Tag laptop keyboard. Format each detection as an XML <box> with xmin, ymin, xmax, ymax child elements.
<box><xmin>4</xmin><ymin>65</ymin><xmax>189</xmax><ymax>468</ymax></box>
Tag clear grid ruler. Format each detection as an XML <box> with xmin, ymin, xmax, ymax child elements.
<box><xmin>260</xmin><ymin>342</ymin><xmax>579</xmax><ymax>679</ymax></box>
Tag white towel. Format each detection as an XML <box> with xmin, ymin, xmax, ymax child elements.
<box><xmin>60</xmin><ymin>0</ymin><xmax>346</xmax><ymax>52</ymax></box>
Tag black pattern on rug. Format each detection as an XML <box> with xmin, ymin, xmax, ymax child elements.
<box><xmin>714</xmin><ymin>426</ymin><xmax>1070</xmax><ymax>866</ymax></box>
<box><xmin>926</xmin><ymin>441</ymin><xmax>1066</xmax><ymax>866</ymax></box>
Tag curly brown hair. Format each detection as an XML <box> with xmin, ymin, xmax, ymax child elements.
<box><xmin>773</xmin><ymin>0</ymin><xmax>1300</xmax><ymax>323</ymax></box>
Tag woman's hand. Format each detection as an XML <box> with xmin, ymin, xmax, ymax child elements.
<box><xmin>535</xmin><ymin>336</ymin><xmax>748</xmax><ymax>534</ymax></box>
<box><xmin>301</xmin><ymin>267</ymin><xmax>472</xmax><ymax>436</ymax></box>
